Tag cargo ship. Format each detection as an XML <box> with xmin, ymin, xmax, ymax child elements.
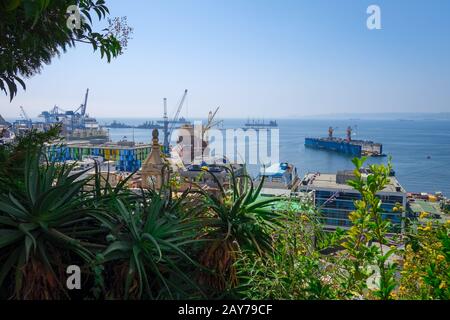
<box><xmin>38</xmin><ymin>89</ymin><xmax>109</xmax><ymax>142</ymax></box>
<box><xmin>156</xmin><ymin>117</ymin><xmax>191</xmax><ymax>126</ymax></box>
<box><xmin>305</xmin><ymin>126</ymin><xmax>385</xmax><ymax>157</ymax></box>
<box><xmin>244</xmin><ymin>119</ymin><xmax>278</xmax><ymax>129</ymax></box>
<box><xmin>105</xmin><ymin>120</ymin><xmax>162</xmax><ymax>129</ymax></box>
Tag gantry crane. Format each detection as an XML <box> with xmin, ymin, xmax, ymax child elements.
<box><xmin>203</xmin><ymin>107</ymin><xmax>222</xmax><ymax>136</ymax></box>
<box><xmin>163</xmin><ymin>89</ymin><xmax>188</xmax><ymax>154</ymax></box>
<box><xmin>75</xmin><ymin>88</ymin><xmax>89</xmax><ymax>116</ymax></box>
<box><xmin>328</xmin><ymin>126</ymin><xmax>338</xmax><ymax>139</ymax></box>
<box><xmin>19</xmin><ymin>106</ymin><xmax>32</xmax><ymax>128</ymax></box>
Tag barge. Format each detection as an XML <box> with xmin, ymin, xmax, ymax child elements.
<box><xmin>305</xmin><ymin>126</ymin><xmax>384</xmax><ymax>157</ymax></box>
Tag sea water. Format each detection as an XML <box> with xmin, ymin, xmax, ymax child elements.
<box><xmin>100</xmin><ymin>118</ymin><xmax>450</xmax><ymax>196</ymax></box>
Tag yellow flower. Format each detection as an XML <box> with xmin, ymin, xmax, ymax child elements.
<box><xmin>419</xmin><ymin>225</ymin><xmax>432</xmax><ymax>232</ymax></box>
<box><xmin>419</xmin><ymin>211</ymin><xmax>430</xmax><ymax>219</ymax></box>
<box><xmin>439</xmin><ymin>282</ymin><xmax>447</xmax><ymax>290</ymax></box>
<box><xmin>437</xmin><ymin>254</ymin><xmax>445</xmax><ymax>262</ymax></box>
<box><xmin>301</xmin><ymin>215</ymin><xmax>309</xmax><ymax>222</ymax></box>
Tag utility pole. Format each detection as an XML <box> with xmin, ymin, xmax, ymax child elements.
<box><xmin>163</xmin><ymin>97</ymin><xmax>169</xmax><ymax>154</ymax></box>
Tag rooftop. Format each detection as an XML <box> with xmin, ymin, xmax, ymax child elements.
<box><xmin>260</xmin><ymin>187</ymin><xmax>292</xmax><ymax>197</ymax></box>
<box><xmin>48</xmin><ymin>140</ymin><xmax>152</xmax><ymax>150</ymax></box>
<box><xmin>301</xmin><ymin>172</ymin><xmax>406</xmax><ymax>194</ymax></box>
<box><xmin>260</xmin><ymin>162</ymin><xmax>291</xmax><ymax>177</ymax></box>
<box><xmin>408</xmin><ymin>199</ymin><xmax>450</xmax><ymax>224</ymax></box>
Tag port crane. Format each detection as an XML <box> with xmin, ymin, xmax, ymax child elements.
<box><xmin>163</xmin><ymin>97</ymin><xmax>169</xmax><ymax>152</ymax></box>
<box><xmin>203</xmin><ymin>107</ymin><xmax>222</xmax><ymax>135</ymax></box>
<box><xmin>74</xmin><ymin>88</ymin><xmax>89</xmax><ymax>116</ymax></box>
<box><xmin>200</xmin><ymin>107</ymin><xmax>223</xmax><ymax>161</ymax></box>
<box><xmin>19</xmin><ymin>106</ymin><xmax>30</xmax><ymax>121</ymax></box>
<box><xmin>328</xmin><ymin>127</ymin><xmax>338</xmax><ymax>139</ymax></box>
<box><xmin>346</xmin><ymin>125</ymin><xmax>358</xmax><ymax>142</ymax></box>
<box><xmin>163</xmin><ymin>89</ymin><xmax>188</xmax><ymax>154</ymax></box>
<box><xmin>39</xmin><ymin>89</ymin><xmax>90</xmax><ymax>130</ymax></box>
<box><xmin>19</xmin><ymin>106</ymin><xmax>32</xmax><ymax>128</ymax></box>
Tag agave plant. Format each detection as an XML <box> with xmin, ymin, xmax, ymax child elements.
<box><xmin>100</xmin><ymin>179</ymin><xmax>203</xmax><ymax>300</ymax></box>
<box><xmin>196</xmin><ymin>166</ymin><xmax>282</xmax><ymax>292</ymax></box>
<box><xmin>0</xmin><ymin>125</ymin><xmax>62</xmax><ymax>195</ymax></box>
<box><xmin>0</xmin><ymin>151</ymin><xmax>103</xmax><ymax>299</ymax></box>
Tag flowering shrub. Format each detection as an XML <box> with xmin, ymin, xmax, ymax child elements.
<box><xmin>236</xmin><ymin>158</ymin><xmax>450</xmax><ymax>300</ymax></box>
<box><xmin>399</xmin><ymin>220</ymin><xmax>450</xmax><ymax>299</ymax></box>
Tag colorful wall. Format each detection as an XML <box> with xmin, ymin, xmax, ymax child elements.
<box><xmin>47</xmin><ymin>144</ymin><xmax>151</xmax><ymax>172</ymax></box>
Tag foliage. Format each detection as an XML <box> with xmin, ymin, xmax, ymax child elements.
<box><xmin>236</xmin><ymin>158</ymin><xmax>449</xmax><ymax>301</ymax></box>
<box><xmin>0</xmin><ymin>125</ymin><xmax>62</xmax><ymax>191</ymax></box>
<box><xmin>196</xmin><ymin>167</ymin><xmax>282</xmax><ymax>294</ymax></box>
<box><xmin>0</xmin><ymin>0</ymin><xmax>133</xmax><ymax>100</ymax></box>
<box><xmin>338</xmin><ymin>157</ymin><xmax>399</xmax><ymax>299</ymax></box>
<box><xmin>0</xmin><ymin>150</ymin><xmax>101</xmax><ymax>299</ymax></box>
<box><xmin>236</xmin><ymin>199</ymin><xmax>339</xmax><ymax>300</ymax></box>
<box><xmin>399</xmin><ymin>219</ymin><xmax>450</xmax><ymax>299</ymax></box>
<box><xmin>99</xmin><ymin>186</ymin><xmax>202</xmax><ymax>300</ymax></box>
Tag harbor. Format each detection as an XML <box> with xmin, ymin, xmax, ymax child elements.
<box><xmin>1</xmin><ymin>89</ymin><xmax>450</xmax><ymax>231</ymax></box>
<box><xmin>1</xmin><ymin>0</ymin><xmax>450</xmax><ymax>303</ymax></box>
<box><xmin>2</xmin><ymin>105</ymin><xmax>450</xmax><ymax>197</ymax></box>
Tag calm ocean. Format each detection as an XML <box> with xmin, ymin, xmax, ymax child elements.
<box><xmin>100</xmin><ymin>118</ymin><xmax>450</xmax><ymax>196</ymax></box>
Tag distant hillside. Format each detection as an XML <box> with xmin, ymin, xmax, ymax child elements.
<box><xmin>0</xmin><ymin>114</ymin><xmax>11</xmax><ymax>125</ymax></box>
<box><xmin>300</xmin><ymin>112</ymin><xmax>450</xmax><ymax>120</ymax></box>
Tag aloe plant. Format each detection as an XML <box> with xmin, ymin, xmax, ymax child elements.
<box><xmin>0</xmin><ymin>151</ymin><xmax>102</xmax><ymax>299</ymax></box>
<box><xmin>100</xmin><ymin>181</ymin><xmax>203</xmax><ymax>300</ymax></box>
<box><xmin>196</xmin><ymin>166</ymin><xmax>282</xmax><ymax>292</ymax></box>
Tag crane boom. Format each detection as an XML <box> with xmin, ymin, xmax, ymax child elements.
<box><xmin>19</xmin><ymin>106</ymin><xmax>32</xmax><ymax>128</ymax></box>
<box><xmin>203</xmin><ymin>107</ymin><xmax>220</xmax><ymax>134</ymax></box>
<box><xmin>163</xmin><ymin>89</ymin><xmax>188</xmax><ymax>154</ymax></box>
<box><xmin>168</xmin><ymin>89</ymin><xmax>188</xmax><ymax>134</ymax></box>
<box><xmin>19</xmin><ymin>106</ymin><xmax>30</xmax><ymax>121</ymax></box>
<box><xmin>163</xmin><ymin>98</ymin><xmax>169</xmax><ymax>152</ymax></box>
<box><xmin>81</xmin><ymin>88</ymin><xmax>89</xmax><ymax>116</ymax></box>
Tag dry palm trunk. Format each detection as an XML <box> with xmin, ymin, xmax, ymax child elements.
<box><xmin>198</xmin><ymin>238</ymin><xmax>239</xmax><ymax>292</ymax></box>
<box><xmin>16</xmin><ymin>255</ymin><xmax>65</xmax><ymax>300</ymax></box>
<box><xmin>107</xmin><ymin>262</ymin><xmax>140</xmax><ymax>300</ymax></box>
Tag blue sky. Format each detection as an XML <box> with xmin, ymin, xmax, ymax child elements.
<box><xmin>1</xmin><ymin>0</ymin><xmax>450</xmax><ymax>118</ymax></box>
